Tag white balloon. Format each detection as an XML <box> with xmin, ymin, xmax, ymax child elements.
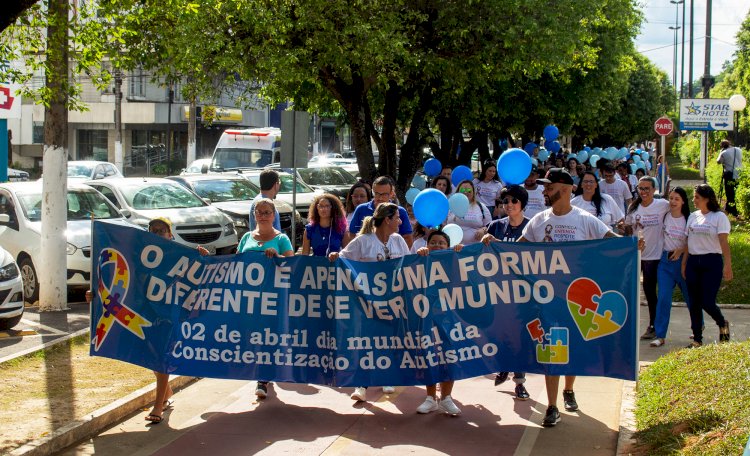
<box><xmin>442</xmin><ymin>224</ymin><xmax>464</xmax><ymax>247</ymax></box>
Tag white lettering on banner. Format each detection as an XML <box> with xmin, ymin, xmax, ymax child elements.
<box><xmin>438</xmin><ymin>280</ymin><xmax>555</xmax><ymax>310</ymax></box>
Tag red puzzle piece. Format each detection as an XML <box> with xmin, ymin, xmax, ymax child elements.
<box><xmin>526</xmin><ymin>318</ymin><xmax>545</xmax><ymax>343</ymax></box>
<box><xmin>567</xmin><ymin>278</ymin><xmax>602</xmax><ymax>316</ymax></box>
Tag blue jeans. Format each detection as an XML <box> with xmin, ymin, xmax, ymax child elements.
<box><xmin>654</xmin><ymin>251</ymin><xmax>691</xmax><ymax>339</ymax></box>
<box><xmin>685</xmin><ymin>253</ymin><xmax>727</xmax><ymax>343</ymax></box>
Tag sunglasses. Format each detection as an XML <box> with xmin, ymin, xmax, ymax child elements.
<box><xmin>501</xmin><ymin>197</ymin><xmax>519</xmax><ymax>205</ymax></box>
<box><xmin>382</xmin><ymin>244</ymin><xmax>391</xmax><ymax>260</ymax></box>
<box><xmin>255</xmin><ymin>210</ymin><xmax>274</xmax><ymax>216</ymax></box>
<box><xmin>458</xmin><ymin>187</ymin><xmax>473</xmax><ymax>194</ymax></box>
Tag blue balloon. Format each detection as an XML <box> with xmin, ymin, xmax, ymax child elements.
<box><xmin>567</xmin><ymin>153</ymin><xmax>578</xmax><ymax>162</ymax></box>
<box><xmin>412</xmin><ymin>174</ymin><xmax>427</xmax><ymax>190</ymax></box>
<box><xmin>405</xmin><ymin>187</ymin><xmax>421</xmax><ymax>205</ymax></box>
<box><xmin>538</xmin><ymin>148</ymin><xmax>550</xmax><ymax>162</ymax></box>
<box><xmin>549</xmin><ymin>141</ymin><xmax>561</xmax><ymax>153</ymax></box>
<box><xmin>590</xmin><ymin>154</ymin><xmax>600</xmax><ymax>167</ymax></box>
<box><xmin>641</xmin><ymin>152</ymin><xmax>650</xmax><ymax>161</ymax></box>
<box><xmin>593</xmin><ymin>147</ymin><xmax>602</xmax><ymax>155</ymax></box>
<box><xmin>524</xmin><ymin>142</ymin><xmax>538</xmax><ymax>155</ymax></box>
<box><xmin>577</xmin><ymin>150</ymin><xmax>589</xmax><ymax>163</ymax></box>
<box><xmin>451</xmin><ymin>165</ymin><xmax>473</xmax><ymax>187</ymax></box>
<box><xmin>413</xmin><ymin>189</ymin><xmax>449</xmax><ymax>228</ymax></box>
<box><xmin>543</xmin><ymin>124</ymin><xmax>559</xmax><ymax>141</ymax></box>
<box><xmin>635</xmin><ymin>149</ymin><xmax>643</xmax><ymax>155</ymax></box>
<box><xmin>498</xmin><ymin>148</ymin><xmax>533</xmax><ymax>185</ymax></box>
<box><xmin>424</xmin><ymin>158</ymin><xmax>442</xmax><ymax>177</ymax></box>
<box><xmin>584</xmin><ymin>146</ymin><xmax>591</xmax><ymax>152</ymax></box>
<box><xmin>448</xmin><ymin>192</ymin><xmax>470</xmax><ymax>218</ymax></box>
<box><xmin>637</xmin><ymin>161</ymin><xmax>646</xmax><ymax>170</ymax></box>
<box><xmin>630</xmin><ymin>164</ymin><xmax>637</xmax><ymax>174</ymax></box>
<box><xmin>632</xmin><ymin>154</ymin><xmax>641</xmax><ymax>163</ymax></box>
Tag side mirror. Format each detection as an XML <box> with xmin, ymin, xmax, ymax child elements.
<box><xmin>201</xmin><ymin>164</ymin><xmax>209</xmax><ymax>174</ymax></box>
<box><xmin>0</xmin><ymin>214</ymin><xmax>9</xmax><ymax>223</ymax></box>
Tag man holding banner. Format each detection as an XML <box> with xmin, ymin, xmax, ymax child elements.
<box><xmin>518</xmin><ymin>168</ymin><xmax>634</xmax><ymax>427</ymax></box>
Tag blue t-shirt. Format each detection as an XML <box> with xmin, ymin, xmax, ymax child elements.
<box><xmin>486</xmin><ymin>217</ymin><xmax>529</xmax><ymax>242</ymax></box>
<box><xmin>305</xmin><ymin>223</ymin><xmax>344</xmax><ymax>256</ymax></box>
<box><xmin>248</xmin><ymin>194</ymin><xmax>281</xmax><ymax>231</ymax></box>
<box><xmin>348</xmin><ymin>200</ymin><xmax>413</xmax><ymax>236</ymax></box>
<box><xmin>237</xmin><ymin>232</ymin><xmax>292</xmax><ymax>254</ymax></box>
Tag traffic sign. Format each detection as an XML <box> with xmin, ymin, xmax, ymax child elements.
<box><xmin>654</xmin><ymin>116</ymin><xmax>673</xmax><ymax>136</ymax></box>
<box><xmin>678</xmin><ymin>98</ymin><xmax>732</xmax><ymax>131</ymax></box>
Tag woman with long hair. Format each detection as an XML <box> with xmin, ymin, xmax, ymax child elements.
<box><xmin>329</xmin><ymin>202</ymin><xmax>409</xmax><ymax>400</ymax></box>
<box><xmin>301</xmin><ymin>193</ymin><xmax>347</xmax><ymax>256</ymax></box>
<box><xmin>624</xmin><ymin>176</ymin><xmax>670</xmax><ymax>340</ymax></box>
<box><xmin>566</xmin><ymin>157</ymin><xmax>580</xmax><ymax>188</ymax></box>
<box><xmin>447</xmin><ymin>180</ymin><xmax>492</xmax><ymax>244</ymax></box>
<box><xmin>344</xmin><ymin>181</ymin><xmax>373</xmax><ymax>224</ymax></box>
<box><xmin>237</xmin><ymin>198</ymin><xmax>294</xmax><ymax>399</ymax></box>
<box><xmin>571</xmin><ymin>171</ymin><xmax>624</xmax><ymax>227</ymax></box>
<box><xmin>650</xmin><ymin>187</ymin><xmax>692</xmax><ymax>347</ymax></box>
<box><xmin>474</xmin><ymin>160</ymin><xmax>503</xmax><ymax>217</ymax></box>
<box><xmin>683</xmin><ymin>184</ymin><xmax>732</xmax><ymax>347</ymax></box>
<box><xmin>431</xmin><ymin>175</ymin><xmax>453</xmax><ymax>196</ymax></box>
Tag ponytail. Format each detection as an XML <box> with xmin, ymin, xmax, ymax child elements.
<box><xmin>359</xmin><ymin>216</ymin><xmax>376</xmax><ymax>234</ymax></box>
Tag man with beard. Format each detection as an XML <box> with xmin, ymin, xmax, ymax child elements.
<box><xmin>517</xmin><ymin>168</ymin><xmax>628</xmax><ymax>427</ymax></box>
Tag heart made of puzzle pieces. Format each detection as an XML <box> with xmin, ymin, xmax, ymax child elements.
<box><xmin>566</xmin><ymin>277</ymin><xmax>627</xmax><ymax>341</ymax></box>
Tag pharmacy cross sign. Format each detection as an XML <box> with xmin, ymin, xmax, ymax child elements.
<box><xmin>0</xmin><ymin>86</ymin><xmax>14</xmax><ymax>110</ymax></box>
<box><xmin>654</xmin><ymin>116</ymin><xmax>673</xmax><ymax>136</ymax></box>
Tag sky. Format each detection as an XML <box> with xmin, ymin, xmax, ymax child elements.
<box><xmin>635</xmin><ymin>0</ymin><xmax>750</xmax><ymax>92</ymax></box>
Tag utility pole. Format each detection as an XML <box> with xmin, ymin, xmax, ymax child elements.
<box><xmin>114</xmin><ymin>67</ymin><xmax>123</xmax><ymax>173</ymax></box>
<box><xmin>187</xmin><ymin>98</ymin><xmax>197</xmax><ymax>165</ymax></box>
<box><xmin>166</xmin><ymin>85</ymin><xmax>173</xmax><ymax>175</ymax></box>
<box><xmin>688</xmin><ymin>0</ymin><xmax>694</xmax><ymax>97</ymax></box>
<box><xmin>700</xmin><ymin>0</ymin><xmax>713</xmax><ymax>181</ymax></box>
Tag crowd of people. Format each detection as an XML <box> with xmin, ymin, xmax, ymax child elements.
<box><xmin>126</xmin><ymin>143</ymin><xmax>736</xmax><ymax>426</ymax></box>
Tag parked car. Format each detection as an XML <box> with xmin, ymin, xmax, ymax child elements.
<box><xmin>166</xmin><ymin>174</ymin><xmax>304</xmax><ymax>246</ymax></box>
<box><xmin>7</xmin><ymin>168</ymin><xmax>30</xmax><ymax>182</ymax></box>
<box><xmin>84</xmin><ymin>177</ymin><xmax>238</xmax><ymax>255</ymax></box>
<box><xmin>0</xmin><ymin>244</ymin><xmax>24</xmax><ymax>329</ymax></box>
<box><xmin>241</xmin><ymin>170</ymin><xmax>321</xmax><ymax>220</ymax></box>
<box><xmin>266</xmin><ymin>165</ymin><xmax>357</xmax><ymax>202</ymax></box>
<box><xmin>68</xmin><ymin>161</ymin><xmax>123</xmax><ymax>180</ymax></box>
<box><xmin>0</xmin><ymin>181</ymin><xmax>132</xmax><ymax>303</ymax></box>
<box><xmin>181</xmin><ymin>158</ymin><xmax>213</xmax><ymax>175</ymax></box>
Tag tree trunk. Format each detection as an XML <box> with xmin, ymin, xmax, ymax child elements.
<box><xmin>375</xmin><ymin>82</ymin><xmax>400</xmax><ymax>178</ymax></box>
<box><xmin>396</xmin><ymin>87</ymin><xmax>432</xmax><ymax>195</ymax></box>
<box><xmin>187</xmin><ymin>98</ymin><xmax>197</xmax><ymax>165</ymax></box>
<box><xmin>39</xmin><ymin>0</ymin><xmax>69</xmax><ymax>311</ymax></box>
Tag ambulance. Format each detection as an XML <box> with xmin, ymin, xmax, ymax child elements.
<box><xmin>210</xmin><ymin>127</ymin><xmax>281</xmax><ymax>170</ymax></box>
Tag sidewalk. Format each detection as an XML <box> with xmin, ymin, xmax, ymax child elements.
<box><xmin>18</xmin><ymin>306</ymin><xmax>750</xmax><ymax>455</ymax></box>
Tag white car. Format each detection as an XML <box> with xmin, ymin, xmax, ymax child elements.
<box><xmin>67</xmin><ymin>161</ymin><xmax>123</xmax><ymax>180</ymax></box>
<box><xmin>181</xmin><ymin>158</ymin><xmax>213</xmax><ymax>175</ymax></box>
<box><xmin>85</xmin><ymin>177</ymin><xmax>238</xmax><ymax>255</ymax></box>
<box><xmin>0</xmin><ymin>244</ymin><xmax>24</xmax><ymax>329</ymax></box>
<box><xmin>0</xmin><ymin>181</ymin><xmax>132</xmax><ymax>304</ymax></box>
<box><xmin>7</xmin><ymin>168</ymin><xmax>30</xmax><ymax>182</ymax></box>
<box><xmin>241</xmin><ymin>170</ymin><xmax>321</xmax><ymax>220</ymax></box>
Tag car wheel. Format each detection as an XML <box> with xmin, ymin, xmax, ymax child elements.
<box><xmin>0</xmin><ymin>314</ymin><xmax>22</xmax><ymax>331</ymax></box>
<box><xmin>18</xmin><ymin>257</ymin><xmax>39</xmax><ymax>304</ymax></box>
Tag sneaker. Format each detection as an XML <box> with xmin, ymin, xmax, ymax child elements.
<box><xmin>494</xmin><ymin>371</ymin><xmax>510</xmax><ymax>386</ymax></box>
<box><xmin>649</xmin><ymin>338</ymin><xmax>666</xmax><ymax>347</ymax></box>
<box><xmin>515</xmin><ymin>383</ymin><xmax>530</xmax><ymax>400</ymax></box>
<box><xmin>351</xmin><ymin>387</ymin><xmax>367</xmax><ymax>401</ymax></box>
<box><xmin>719</xmin><ymin>321</ymin><xmax>730</xmax><ymax>342</ymax></box>
<box><xmin>562</xmin><ymin>390</ymin><xmax>578</xmax><ymax>411</ymax></box>
<box><xmin>255</xmin><ymin>382</ymin><xmax>268</xmax><ymax>399</ymax></box>
<box><xmin>438</xmin><ymin>395</ymin><xmax>462</xmax><ymax>416</ymax></box>
<box><xmin>640</xmin><ymin>326</ymin><xmax>656</xmax><ymax>340</ymax></box>
<box><xmin>542</xmin><ymin>405</ymin><xmax>561</xmax><ymax>427</ymax></box>
<box><xmin>686</xmin><ymin>341</ymin><xmax>702</xmax><ymax>349</ymax></box>
<box><xmin>416</xmin><ymin>396</ymin><xmax>438</xmax><ymax>414</ymax></box>
<box><xmin>382</xmin><ymin>386</ymin><xmax>395</xmax><ymax>394</ymax></box>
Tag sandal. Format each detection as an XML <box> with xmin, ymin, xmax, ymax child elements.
<box><xmin>145</xmin><ymin>414</ymin><xmax>163</xmax><ymax>424</ymax></box>
<box><xmin>163</xmin><ymin>399</ymin><xmax>174</xmax><ymax>409</ymax></box>
<box><xmin>719</xmin><ymin>321</ymin><xmax>730</xmax><ymax>342</ymax></box>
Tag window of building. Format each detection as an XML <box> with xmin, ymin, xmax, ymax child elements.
<box><xmin>129</xmin><ymin>67</ymin><xmax>146</xmax><ymax>98</ymax></box>
<box><xmin>77</xmin><ymin>130</ymin><xmax>108</xmax><ymax>161</ymax></box>
<box><xmin>32</xmin><ymin>123</ymin><xmax>44</xmax><ymax>144</ymax></box>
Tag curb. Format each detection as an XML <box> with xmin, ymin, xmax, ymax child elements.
<box><xmin>640</xmin><ymin>301</ymin><xmax>750</xmax><ymax>309</ymax></box>
<box><xmin>0</xmin><ymin>328</ymin><xmax>90</xmax><ymax>365</ymax></box>
<box><xmin>9</xmin><ymin>375</ymin><xmax>198</xmax><ymax>456</ymax></box>
<box><xmin>615</xmin><ymin>361</ymin><xmax>654</xmax><ymax>455</ymax></box>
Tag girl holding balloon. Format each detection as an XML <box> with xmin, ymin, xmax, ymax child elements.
<box><xmin>447</xmin><ymin>180</ymin><xmax>492</xmax><ymax>245</ymax></box>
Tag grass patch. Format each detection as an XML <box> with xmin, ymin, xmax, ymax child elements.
<box><xmin>0</xmin><ymin>333</ymin><xmax>154</xmax><ymax>453</ymax></box>
<box><xmin>635</xmin><ymin>341</ymin><xmax>750</xmax><ymax>455</ymax></box>
<box><xmin>667</xmin><ymin>153</ymin><xmax>701</xmax><ymax>180</ymax></box>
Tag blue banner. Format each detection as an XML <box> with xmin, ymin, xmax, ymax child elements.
<box><xmin>90</xmin><ymin>221</ymin><xmax>640</xmax><ymax>384</ymax></box>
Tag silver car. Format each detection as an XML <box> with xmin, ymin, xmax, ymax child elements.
<box><xmin>85</xmin><ymin>177</ymin><xmax>238</xmax><ymax>255</ymax></box>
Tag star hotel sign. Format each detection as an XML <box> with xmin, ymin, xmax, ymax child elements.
<box><xmin>678</xmin><ymin>98</ymin><xmax>732</xmax><ymax>131</ymax></box>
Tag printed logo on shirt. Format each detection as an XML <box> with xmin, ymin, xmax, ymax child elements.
<box><xmin>542</xmin><ymin>223</ymin><xmax>580</xmax><ymax>242</ymax></box>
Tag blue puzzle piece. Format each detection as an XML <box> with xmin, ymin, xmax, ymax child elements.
<box><xmin>548</xmin><ymin>327</ymin><xmax>569</xmax><ymax>346</ymax></box>
<box><xmin>592</xmin><ymin>291</ymin><xmax>627</xmax><ymax>326</ymax></box>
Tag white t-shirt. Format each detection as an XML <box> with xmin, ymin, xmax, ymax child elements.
<box><xmin>570</xmin><ymin>194</ymin><xmax>624</xmax><ymax>227</ymax></box>
<box><xmin>599</xmin><ymin>179</ymin><xmax>632</xmax><ymax>213</ymax></box>
<box><xmin>522</xmin><ymin>206</ymin><xmax>611</xmax><ymax>242</ymax></box>
<box><xmin>410</xmin><ymin>237</ymin><xmax>427</xmax><ymax>254</ymax></box>
<box><xmin>624</xmin><ymin>199</ymin><xmax>669</xmax><ymax>261</ymax></box>
<box><xmin>524</xmin><ymin>185</ymin><xmax>546</xmax><ymax>219</ymax></box>
<box><xmin>447</xmin><ymin>202</ymin><xmax>492</xmax><ymax>245</ymax></box>
<box><xmin>663</xmin><ymin>213</ymin><xmax>688</xmax><ymax>252</ymax></box>
<box><xmin>339</xmin><ymin>232</ymin><xmax>410</xmax><ymax>262</ymax></box>
<box><xmin>686</xmin><ymin>210</ymin><xmax>731</xmax><ymax>255</ymax></box>
<box><xmin>473</xmin><ymin>179</ymin><xmax>503</xmax><ymax>208</ymax></box>
<box><xmin>717</xmin><ymin>147</ymin><xmax>743</xmax><ymax>179</ymax></box>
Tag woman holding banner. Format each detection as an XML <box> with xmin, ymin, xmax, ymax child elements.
<box><xmin>414</xmin><ymin>230</ymin><xmax>463</xmax><ymax>416</ymax></box>
<box><xmin>237</xmin><ymin>198</ymin><xmax>295</xmax><ymax>399</ymax></box>
<box><xmin>301</xmin><ymin>193</ymin><xmax>347</xmax><ymax>256</ymax></box>
<box><xmin>571</xmin><ymin>171</ymin><xmax>624</xmax><ymax>229</ymax></box>
<box><xmin>329</xmin><ymin>202</ymin><xmax>409</xmax><ymax>401</ymax></box>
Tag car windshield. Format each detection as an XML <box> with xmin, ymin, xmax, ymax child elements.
<box><xmin>248</xmin><ymin>174</ymin><xmax>313</xmax><ymax>194</ymax></box>
<box><xmin>191</xmin><ymin>179</ymin><xmax>259</xmax><ymax>202</ymax></box>
<box><xmin>211</xmin><ymin>148</ymin><xmax>272</xmax><ymax>169</ymax></box>
<box><xmin>68</xmin><ymin>164</ymin><xmax>94</xmax><ymax>178</ymax></box>
<box><xmin>17</xmin><ymin>188</ymin><xmax>122</xmax><ymax>221</ymax></box>
<box><xmin>120</xmin><ymin>182</ymin><xmax>206</xmax><ymax>209</ymax></box>
<box><xmin>185</xmin><ymin>160</ymin><xmax>211</xmax><ymax>174</ymax></box>
<box><xmin>298</xmin><ymin>168</ymin><xmax>356</xmax><ymax>186</ymax></box>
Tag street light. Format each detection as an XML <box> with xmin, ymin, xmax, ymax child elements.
<box><xmin>670</xmin><ymin>0</ymin><xmax>684</xmax><ymax>112</ymax></box>
<box><xmin>729</xmin><ymin>94</ymin><xmax>747</xmax><ymax>145</ymax></box>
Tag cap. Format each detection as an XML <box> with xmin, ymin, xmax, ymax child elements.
<box><xmin>148</xmin><ymin>217</ymin><xmax>172</xmax><ymax>232</ymax></box>
<box><xmin>537</xmin><ymin>168</ymin><xmax>574</xmax><ymax>185</ymax></box>
<box><xmin>529</xmin><ymin>165</ymin><xmax>539</xmax><ymax>174</ymax></box>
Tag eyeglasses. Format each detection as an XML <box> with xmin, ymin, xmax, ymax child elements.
<box><xmin>581</xmin><ymin>180</ymin><xmax>597</xmax><ymax>185</ymax></box>
<box><xmin>637</xmin><ymin>186</ymin><xmax>653</xmax><ymax>192</ymax></box>
<box><xmin>255</xmin><ymin>210</ymin><xmax>274</xmax><ymax>216</ymax></box>
<box><xmin>501</xmin><ymin>197</ymin><xmax>519</xmax><ymax>205</ymax></box>
<box><xmin>373</xmin><ymin>191</ymin><xmax>391</xmax><ymax>198</ymax></box>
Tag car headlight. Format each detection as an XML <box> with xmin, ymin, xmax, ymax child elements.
<box><xmin>66</xmin><ymin>243</ymin><xmax>78</xmax><ymax>255</ymax></box>
<box><xmin>231</xmin><ymin>216</ymin><xmax>248</xmax><ymax>227</ymax></box>
<box><xmin>0</xmin><ymin>263</ymin><xmax>19</xmax><ymax>281</ymax></box>
<box><xmin>223</xmin><ymin>223</ymin><xmax>235</xmax><ymax>235</ymax></box>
